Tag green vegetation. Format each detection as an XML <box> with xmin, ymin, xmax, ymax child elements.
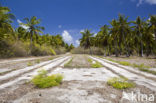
<box><xmin>79</xmin><ymin>14</ymin><xmax>156</xmax><ymax>57</ymax></box>
<box><xmin>31</xmin><ymin>69</ymin><xmax>63</xmax><ymax>88</ymax></box>
<box><xmin>104</xmin><ymin>57</ymin><xmax>156</xmax><ymax>75</ymax></box>
<box><xmin>64</xmin><ymin>57</ymin><xmax>73</xmax><ymax>67</ymax></box>
<box><xmin>88</xmin><ymin>58</ymin><xmax>102</xmax><ymax>68</ymax></box>
<box><xmin>91</xmin><ymin>62</ymin><xmax>102</xmax><ymax>68</ymax></box>
<box><xmin>35</xmin><ymin>59</ymin><xmax>40</xmax><ymax>64</ymax></box>
<box><xmin>0</xmin><ymin>4</ymin><xmax>74</xmax><ymax>58</ymax></box>
<box><xmin>27</xmin><ymin>61</ymin><xmax>33</xmax><ymax>66</ymax></box>
<box><xmin>139</xmin><ymin>68</ymin><xmax>156</xmax><ymax>75</ymax></box>
<box><xmin>107</xmin><ymin>77</ymin><xmax>135</xmax><ymax>89</ymax></box>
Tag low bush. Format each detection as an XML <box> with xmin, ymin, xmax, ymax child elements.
<box><xmin>31</xmin><ymin>69</ymin><xmax>63</xmax><ymax>88</ymax></box>
<box><xmin>107</xmin><ymin>77</ymin><xmax>135</xmax><ymax>89</ymax></box>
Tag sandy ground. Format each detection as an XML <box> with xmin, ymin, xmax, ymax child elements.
<box><xmin>0</xmin><ymin>54</ymin><xmax>156</xmax><ymax>103</ymax></box>
<box><xmin>64</xmin><ymin>54</ymin><xmax>92</xmax><ymax>68</ymax></box>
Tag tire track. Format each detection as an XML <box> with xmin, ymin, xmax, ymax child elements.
<box><xmin>0</xmin><ymin>56</ymin><xmax>71</xmax><ymax>89</ymax></box>
<box><xmin>0</xmin><ymin>56</ymin><xmax>66</xmax><ymax>86</ymax></box>
<box><xmin>96</xmin><ymin>56</ymin><xmax>156</xmax><ymax>80</ymax></box>
<box><xmin>90</xmin><ymin>56</ymin><xmax>156</xmax><ymax>92</ymax></box>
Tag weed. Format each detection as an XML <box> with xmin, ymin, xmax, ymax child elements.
<box><xmin>27</xmin><ymin>61</ymin><xmax>33</xmax><ymax>66</ymax></box>
<box><xmin>64</xmin><ymin>57</ymin><xmax>73</xmax><ymax>67</ymax></box>
<box><xmin>132</xmin><ymin>63</ymin><xmax>150</xmax><ymax>69</ymax></box>
<box><xmin>35</xmin><ymin>59</ymin><xmax>40</xmax><ymax>64</ymax></box>
<box><xmin>139</xmin><ymin>68</ymin><xmax>156</xmax><ymax>75</ymax></box>
<box><xmin>117</xmin><ymin>61</ymin><xmax>131</xmax><ymax>66</ymax></box>
<box><xmin>91</xmin><ymin>61</ymin><xmax>102</xmax><ymax>68</ymax></box>
<box><xmin>88</xmin><ymin>58</ymin><xmax>93</xmax><ymax>63</ymax></box>
<box><xmin>107</xmin><ymin>77</ymin><xmax>135</xmax><ymax>89</ymax></box>
<box><xmin>31</xmin><ymin>69</ymin><xmax>63</xmax><ymax>88</ymax></box>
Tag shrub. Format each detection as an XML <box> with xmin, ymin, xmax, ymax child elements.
<box><xmin>54</xmin><ymin>47</ymin><xmax>66</xmax><ymax>55</ymax></box>
<box><xmin>107</xmin><ymin>77</ymin><xmax>135</xmax><ymax>89</ymax></box>
<box><xmin>31</xmin><ymin>69</ymin><xmax>63</xmax><ymax>88</ymax></box>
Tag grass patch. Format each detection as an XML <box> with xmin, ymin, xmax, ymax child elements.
<box><xmin>31</xmin><ymin>69</ymin><xmax>63</xmax><ymax>88</ymax></box>
<box><xmin>117</xmin><ymin>61</ymin><xmax>131</xmax><ymax>66</ymax></box>
<box><xmin>91</xmin><ymin>61</ymin><xmax>102</xmax><ymax>68</ymax></box>
<box><xmin>88</xmin><ymin>58</ymin><xmax>102</xmax><ymax>68</ymax></box>
<box><xmin>27</xmin><ymin>61</ymin><xmax>33</xmax><ymax>66</ymax></box>
<box><xmin>35</xmin><ymin>59</ymin><xmax>40</xmax><ymax>64</ymax></box>
<box><xmin>139</xmin><ymin>68</ymin><xmax>156</xmax><ymax>75</ymax></box>
<box><xmin>64</xmin><ymin>57</ymin><xmax>73</xmax><ymax>67</ymax></box>
<box><xmin>103</xmin><ymin>57</ymin><xmax>155</xmax><ymax>75</ymax></box>
<box><xmin>107</xmin><ymin>76</ymin><xmax>135</xmax><ymax>89</ymax></box>
<box><xmin>132</xmin><ymin>63</ymin><xmax>150</xmax><ymax>69</ymax></box>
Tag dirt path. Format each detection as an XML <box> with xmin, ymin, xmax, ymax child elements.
<box><xmin>0</xmin><ymin>54</ymin><xmax>156</xmax><ymax>103</ymax></box>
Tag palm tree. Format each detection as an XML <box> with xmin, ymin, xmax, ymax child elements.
<box><xmin>133</xmin><ymin>16</ymin><xmax>144</xmax><ymax>57</ymax></box>
<box><xmin>21</xmin><ymin>16</ymin><xmax>44</xmax><ymax>48</ymax></box>
<box><xmin>0</xmin><ymin>5</ymin><xmax>15</xmax><ymax>40</ymax></box>
<box><xmin>110</xmin><ymin>19</ymin><xmax>119</xmax><ymax>57</ymax></box>
<box><xmin>80</xmin><ymin>29</ymin><xmax>94</xmax><ymax>54</ymax></box>
<box><xmin>96</xmin><ymin>25</ymin><xmax>110</xmax><ymax>56</ymax></box>
<box><xmin>117</xmin><ymin>14</ymin><xmax>131</xmax><ymax>57</ymax></box>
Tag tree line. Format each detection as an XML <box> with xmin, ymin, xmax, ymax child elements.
<box><xmin>80</xmin><ymin>14</ymin><xmax>156</xmax><ymax>57</ymax></box>
<box><xmin>0</xmin><ymin>4</ymin><xmax>74</xmax><ymax>58</ymax></box>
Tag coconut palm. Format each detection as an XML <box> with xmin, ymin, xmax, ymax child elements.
<box><xmin>80</xmin><ymin>29</ymin><xmax>94</xmax><ymax>54</ymax></box>
<box><xmin>133</xmin><ymin>16</ymin><xmax>145</xmax><ymax>57</ymax></box>
<box><xmin>21</xmin><ymin>16</ymin><xmax>44</xmax><ymax>48</ymax></box>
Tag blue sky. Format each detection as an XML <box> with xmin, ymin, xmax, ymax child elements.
<box><xmin>2</xmin><ymin>0</ymin><xmax>156</xmax><ymax>46</ymax></box>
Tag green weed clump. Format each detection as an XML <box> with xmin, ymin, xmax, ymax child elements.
<box><xmin>107</xmin><ymin>77</ymin><xmax>135</xmax><ymax>89</ymax></box>
<box><xmin>88</xmin><ymin>58</ymin><xmax>93</xmax><ymax>63</ymax></box>
<box><xmin>91</xmin><ymin>62</ymin><xmax>102</xmax><ymax>68</ymax></box>
<box><xmin>64</xmin><ymin>58</ymin><xmax>73</xmax><ymax>67</ymax></box>
<box><xmin>117</xmin><ymin>61</ymin><xmax>131</xmax><ymax>66</ymax></box>
<box><xmin>31</xmin><ymin>69</ymin><xmax>63</xmax><ymax>88</ymax></box>
<box><xmin>35</xmin><ymin>59</ymin><xmax>40</xmax><ymax>64</ymax></box>
<box><xmin>132</xmin><ymin>63</ymin><xmax>150</xmax><ymax>69</ymax></box>
<box><xmin>27</xmin><ymin>61</ymin><xmax>33</xmax><ymax>66</ymax></box>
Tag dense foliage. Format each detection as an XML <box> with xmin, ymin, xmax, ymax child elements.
<box><xmin>0</xmin><ymin>4</ymin><xmax>72</xmax><ymax>58</ymax></box>
<box><xmin>80</xmin><ymin>14</ymin><xmax>156</xmax><ymax>57</ymax></box>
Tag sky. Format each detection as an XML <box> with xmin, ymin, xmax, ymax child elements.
<box><xmin>1</xmin><ymin>0</ymin><xmax>156</xmax><ymax>46</ymax></box>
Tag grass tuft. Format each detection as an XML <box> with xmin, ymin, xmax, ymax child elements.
<box><xmin>64</xmin><ymin>57</ymin><xmax>73</xmax><ymax>67</ymax></box>
<box><xmin>88</xmin><ymin>58</ymin><xmax>102</xmax><ymax>68</ymax></box>
<box><xmin>35</xmin><ymin>59</ymin><xmax>40</xmax><ymax>64</ymax></box>
<box><xmin>27</xmin><ymin>61</ymin><xmax>33</xmax><ymax>66</ymax></box>
<box><xmin>107</xmin><ymin>76</ymin><xmax>135</xmax><ymax>89</ymax></box>
<box><xmin>91</xmin><ymin>61</ymin><xmax>102</xmax><ymax>68</ymax></box>
<box><xmin>31</xmin><ymin>69</ymin><xmax>63</xmax><ymax>88</ymax></box>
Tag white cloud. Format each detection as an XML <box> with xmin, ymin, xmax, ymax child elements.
<box><xmin>62</xmin><ymin>30</ymin><xmax>73</xmax><ymax>44</ymax></box>
<box><xmin>17</xmin><ymin>19</ymin><xmax>29</xmax><ymax>30</ymax></box>
<box><xmin>93</xmin><ymin>33</ymin><xmax>97</xmax><ymax>37</ymax></box>
<box><xmin>17</xmin><ymin>19</ymin><xmax>22</xmax><ymax>24</ymax></box>
<box><xmin>80</xmin><ymin>29</ymin><xmax>85</xmax><ymax>33</ymax></box>
<box><xmin>133</xmin><ymin>0</ymin><xmax>156</xmax><ymax>6</ymax></box>
<box><xmin>58</xmin><ymin>25</ymin><xmax>62</xmax><ymax>28</ymax></box>
<box><xmin>75</xmin><ymin>40</ymin><xmax>80</xmax><ymax>47</ymax></box>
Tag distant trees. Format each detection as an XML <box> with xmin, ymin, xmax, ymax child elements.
<box><xmin>80</xmin><ymin>14</ymin><xmax>156</xmax><ymax>57</ymax></box>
